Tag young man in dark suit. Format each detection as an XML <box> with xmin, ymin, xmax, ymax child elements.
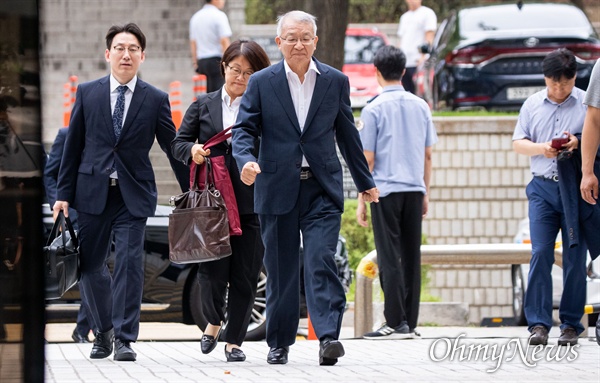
<box><xmin>53</xmin><ymin>23</ymin><xmax>187</xmax><ymax>361</ymax></box>
<box><xmin>232</xmin><ymin>10</ymin><xmax>379</xmax><ymax>366</ymax></box>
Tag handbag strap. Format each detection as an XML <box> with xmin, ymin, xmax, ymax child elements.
<box><xmin>203</xmin><ymin>126</ymin><xmax>232</xmax><ymax>150</ymax></box>
<box><xmin>64</xmin><ymin>215</ymin><xmax>78</xmax><ymax>248</ymax></box>
<box><xmin>46</xmin><ymin>211</ymin><xmax>78</xmax><ymax>248</ymax></box>
<box><xmin>189</xmin><ymin>127</ymin><xmax>230</xmax><ymax>190</ymax></box>
<box><xmin>190</xmin><ymin>157</ymin><xmax>215</xmax><ymax>191</ymax></box>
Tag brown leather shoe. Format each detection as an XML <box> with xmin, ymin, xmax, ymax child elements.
<box><xmin>557</xmin><ymin>327</ymin><xmax>578</xmax><ymax>346</ymax></box>
<box><xmin>528</xmin><ymin>325</ymin><xmax>548</xmax><ymax>346</ymax></box>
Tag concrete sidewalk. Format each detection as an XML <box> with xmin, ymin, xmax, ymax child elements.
<box><xmin>43</xmin><ymin>323</ymin><xmax>600</xmax><ymax>382</ymax></box>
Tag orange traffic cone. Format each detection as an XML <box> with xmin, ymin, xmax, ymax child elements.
<box><xmin>62</xmin><ymin>75</ymin><xmax>78</xmax><ymax>126</ymax></box>
<box><xmin>192</xmin><ymin>74</ymin><xmax>207</xmax><ymax>101</ymax></box>
<box><xmin>307</xmin><ymin>314</ymin><xmax>317</xmax><ymax>340</ymax></box>
<box><xmin>169</xmin><ymin>81</ymin><xmax>183</xmax><ymax>130</ymax></box>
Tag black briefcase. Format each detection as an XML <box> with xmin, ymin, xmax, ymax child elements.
<box><xmin>44</xmin><ymin>211</ymin><xmax>80</xmax><ymax>300</ymax></box>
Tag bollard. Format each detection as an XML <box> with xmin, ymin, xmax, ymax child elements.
<box><xmin>354</xmin><ymin>250</ymin><xmax>378</xmax><ymax>338</ymax></box>
<box><xmin>192</xmin><ymin>74</ymin><xmax>207</xmax><ymax>101</ymax></box>
<box><xmin>62</xmin><ymin>82</ymin><xmax>71</xmax><ymax>126</ymax></box>
<box><xmin>585</xmin><ymin>303</ymin><xmax>600</xmax><ymax>314</ymax></box>
<box><xmin>169</xmin><ymin>81</ymin><xmax>183</xmax><ymax>130</ymax></box>
<box><xmin>69</xmin><ymin>75</ymin><xmax>78</xmax><ymax>105</ymax></box>
<box><xmin>62</xmin><ymin>75</ymin><xmax>78</xmax><ymax>126</ymax></box>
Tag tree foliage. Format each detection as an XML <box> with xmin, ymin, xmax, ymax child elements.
<box><xmin>246</xmin><ymin>0</ymin><xmax>594</xmax><ymax>25</ymax></box>
<box><xmin>246</xmin><ymin>0</ymin><xmax>349</xmax><ymax>70</ymax></box>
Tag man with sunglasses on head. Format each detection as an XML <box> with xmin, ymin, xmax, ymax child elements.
<box><xmin>53</xmin><ymin>23</ymin><xmax>187</xmax><ymax>362</ymax></box>
<box><xmin>513</xmin><ymin>48</ymin><xmax>588</xmax><ymax>348</ymax></box>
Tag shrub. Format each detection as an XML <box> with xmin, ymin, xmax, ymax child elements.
<box><xmin>341</xmin><ymin>199</ymin><xmax>375</xmax><ymax>270</ymax></box>
<box><xmin>341</xmin><ymin>199</ymin><xmax>438</xmax><ymax>301</ymax></box>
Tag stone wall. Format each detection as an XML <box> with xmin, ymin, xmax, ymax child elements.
<box><xmin>375</xmin><ymin>117</ymin><xmax>524</xmax><ymax>323</ymax></box>
<box><xmin>425</xmin><ymin>117</ymin><xmax>529</xmax><ymax>245</ymax></box>
<box><xmin>39</xmin><ymin>0</ymin><xmax>247</xmax><ymax>144</ymax></box>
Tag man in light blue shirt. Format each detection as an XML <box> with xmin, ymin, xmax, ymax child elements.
<box><xmin>513</xmin><ymin>48</ymin><xmax>588</xmax><ymax>347</ymax></box>
<box><xmin>189</xmin><ymin>0</ymin><xmax>232</xmax><ymax>92</ymax></box>
<box><xmin>358</xmin><ymin>45</ymin><xmax>437</xmax><ymax>340</ymax></box>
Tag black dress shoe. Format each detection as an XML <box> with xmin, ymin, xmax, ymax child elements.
<box><xmin>224</xmin><ymin>345</ymin><xmax>246</xmax><ymax>362</ymax></box>
<box><xmin>71</xmin><ymin>329</ymin><xmax>91</xmax><ymax>343</ymax></box>
<box><xmin>114</xmin><ymin>339</ymin><xmax>137</xmax><ymax>361</ymax></box>
<box><xmin>319</xmin><ymin>338</ymin><xmax>345</xmax><ymax>366</ymax></box>
<box><xmin>90</xmin><ymin>328</ymin><xmax>114</xmax><ymax>359</ymax></box>
<box><xmin>200</xmin><ymin>326</ymin><xmax>222</xmax><ymax>354</ymax></box>
<box><xmin>267</xmin><ymin>346</ymin><xmax>289</xmax><ymax>364</ymax></box>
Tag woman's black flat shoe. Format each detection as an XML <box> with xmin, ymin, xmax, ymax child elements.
<box><xmin>200</xmin><ymin>326</ymin><xmax>221</xmax><ymax>354</ymax></box>
<box><xmin>224</xmin><ymin>345</ymin><xmax>246</xmax><ymax>362</ymax></box>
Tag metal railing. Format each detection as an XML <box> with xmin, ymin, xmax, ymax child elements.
<box><xmin>353</xmin><ymin>243</ymin><xmax>565</xmax><ymax>338</ymax></box>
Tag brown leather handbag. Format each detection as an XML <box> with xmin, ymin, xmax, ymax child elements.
<box><xmin>168</xmin><ymin>158</ymin><xmax>232</xmax><ymax>264</ymax></box>
<box><xmin>189</xmin><ymin>126</ymin><xmax>242</xmax><ymax>236</ymax></box>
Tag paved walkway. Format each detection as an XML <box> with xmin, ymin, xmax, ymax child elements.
<box><xmin>43</xmin><ymin>324</ymin><xmax>600</xmax><ymax>382</ymax></box>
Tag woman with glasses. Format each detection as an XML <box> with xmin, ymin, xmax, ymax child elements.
<box><xmin>171</xmin><ymin>40</ymin><xmax>270</xmax><ymax>362</ymax></box>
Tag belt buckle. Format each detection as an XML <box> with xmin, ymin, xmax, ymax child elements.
<box><xmin>110</xmin><ymin>178</ymin><xmax>118</xmax><ymax>186</ymax></box>
<box><xmin>551</xmin><ymin>175</ymin><xmax>558</xmax><ymax>182</ymax></box>
<box><xmin>300</xmin><ymin>171</ymin><xmax>309</xmax><ymax>180</ymax></box>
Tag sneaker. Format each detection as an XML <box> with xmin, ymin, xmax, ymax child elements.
<box><xmin>395</xmin><ymin>324</ymin><xmax>421</xmax><ymax>339</ymax></box>
<box><xmin>557</xmin><ymin>327</ymin><xmax>578</xmax><ymax>346</ymax></box>
<box><xmin>409</xmin><ymin>329</ymin><xmax>422</xmax><ymax>339</ymax></box>
<box><xmin>363</xmin><ymin>323</ymin><xmax>413</xmax><ymax>340</ymax></box>
<box><xmin>528</xmin><ymin>325</ymin><xmax>548</xmax><ymax>346</ymax></box>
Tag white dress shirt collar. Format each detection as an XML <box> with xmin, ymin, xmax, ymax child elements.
<box><xmin>110</xmin><ymin>75</ymin><xmax>137</xmax><ymax>93</ymax></box>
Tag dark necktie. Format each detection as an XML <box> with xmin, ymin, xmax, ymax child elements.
<box><xmin>112</xmin><ymin>85</ymin><xmax>127</xmax><ymax>140</ymax></box>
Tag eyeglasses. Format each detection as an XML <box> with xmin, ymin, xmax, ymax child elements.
<box><xmin>112</xmin><ymin>45</ymin><xmax>141</xmax><ymax>54</ymax></box>
<box><xmin>279</xmin><ymin>36</ymin><xmax>315</xmax><ymax>46</ymax></box>
<box><xmin>226</xmin><ymin>65</ymin><xmax>254</xmax><ymax>80</ymax></box>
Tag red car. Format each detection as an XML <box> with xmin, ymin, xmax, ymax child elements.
<box><xmin>343</xmin><ymin>27</ymin><xmax>389</xmax><ymax>109</ymax></box>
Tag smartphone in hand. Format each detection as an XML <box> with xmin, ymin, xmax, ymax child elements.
<box><xmin>551</xmin><ymin>136</ymin><xmax>568</xmax><ymax>150</ymax></box>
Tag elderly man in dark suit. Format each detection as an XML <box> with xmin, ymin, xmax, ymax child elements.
<box><xmin>232</xmin><ymin>10</ymin><xmax>379</xmax><ymax>366</ymax></box>
<box><xmin>53</xmin><ymin>23</ymin><xmax>187</xmax><ymax>362</ymax></box>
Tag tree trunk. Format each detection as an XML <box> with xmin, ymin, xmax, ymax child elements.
<box><xmin>288</xmin><ymin>0</ymin><xmax>349</xmax><ymax>70</ymax></box>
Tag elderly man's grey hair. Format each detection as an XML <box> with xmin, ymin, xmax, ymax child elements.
<box><xmin>276</xmin><ymin>10</ymin><xmax>317</xmax><ymax>37</ymax></box>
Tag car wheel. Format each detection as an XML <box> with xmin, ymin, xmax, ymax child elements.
<box><xmin>188</xmin><ymin>268</ymin><xmax>268</xmax><ymax>341</ymax></box>
<box><xmin>511</xmin><ymin>265</ymin><xmax>527</xmax><ymax>326</ymax></box>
